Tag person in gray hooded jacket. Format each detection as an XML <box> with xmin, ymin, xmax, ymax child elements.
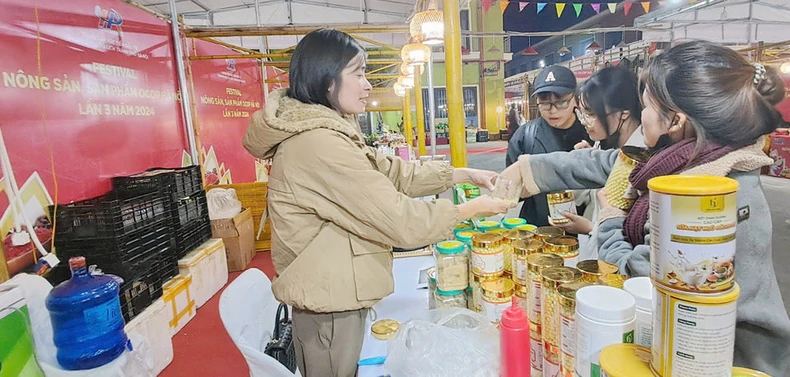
<box><xmin>501</xmin><ymin>40</ymin><xmax>790</xmax><ymax>376</ymax></box>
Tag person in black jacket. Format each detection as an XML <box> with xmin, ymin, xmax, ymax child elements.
<box><xmin>505</xmin><ymin>65</ymin><xmax>590</xmax><ymax>227</ymax></box>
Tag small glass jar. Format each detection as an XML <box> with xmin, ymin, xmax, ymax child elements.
<box><xmin>453</xmin><ymin>222</ymin><xmax>475</xmax><ymax>237</ymax></box>
<box><xmin>434</xmin><ymin>240</ymin><xmax>470</xmax><ymax>292</ymax></box>
<box><xmin>541</xmin><ymin>267</ymin><xmax>583</xmax><ymax>370</ymax></box>
<box><xmin>471</xmin><ymin>233</ymin><xmax>505</xmax><ymax>276</ymax></box>
<box><xmin>604</xmin><ymin>150</ymin><xmax>639</xmax><ymax>211</ymax></box>
<box><xmin>455</xmin><ymin>229</ymin><xmax>481</xmax><ymax>249</ymax></box>
<box><xmin>576</xmin><ymin>259</ymin><xmax>620</xmax><ymax>284</ymax></box>
<box><xmin>427</xmin><ymin>267</ymin><xmax>437</xmax><ymax>310</ymax></box>
<box><xmin>481</xmin><ymin>278</ymin><xmax>515</xmax><ymax>325</ymax></box>
<box><xmin>534</xmin><ymin>226</ymin><xmax>565</xmax><ymax>242</ymax></box>
<box><xmin>502</xmin><ymin>217</ymin><xmax>527</xmax><ymax>230</ymax></box>
<box><xmin>504</xmin><ymin>229</ymin><xmax>535</xmax><ymax>278</ymax></box>
<box><xmin>477</xmin><ymin>220</ymin><xmax>501</xmax><ymax>233</ymax></box>
<box><xmin>526</xmin><ymin>253</ymin><xmax>564</xmax><ymax>326</ymax></box>
<box><xmin>435</xmin><ymin>288</ymin><xmax>467</xmax><ymax>309</ymax></box>
<box><xmin>544</xmin><ymin>236</ymin><xmax>580</xmax><ymax>267</ymax></box>
<box><xmin>547</xmin><ymin>191</ymin><xmax>577</xmax><ymax>224</ymax></box>
<box><xmin>470</xmin><ymin>273</ymin><xmax>501</xmax><ymax>312</ymax></box>
<box><xmin>558</xmin><ymin>281</ymin><xmax>597</xmax><ymax>377</ymax></box>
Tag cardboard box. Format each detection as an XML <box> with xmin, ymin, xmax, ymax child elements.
<box><xmin>210</xmin><ymin>208</ymin><xmax>255</xmax><ymax>272</ymax></box>
<box><xmin>768</xmin><ymin>130</ymin><xmax>790</xmax><ymax>179</ymax></box>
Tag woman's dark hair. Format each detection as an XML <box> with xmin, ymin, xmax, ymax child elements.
<box><xmin>576</xmin><ymin>66</ymin><xmax>642</xmax><ymax>149</ymax></box>
<box><xmin>287</xmin><ymin>29</ymin><xmax>366</xmax><ymax>110</ymax></box>
<box><xmin>642</xmin><ymin>40</ymin><xmax>786</xmax><ymax>148</ymax></box>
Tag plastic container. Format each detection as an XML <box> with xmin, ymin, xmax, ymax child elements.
<box><xmin>477</xmin><ymin>220</ymin><xmax>501</xmax><ymax>233</ymax></box>
<box><xmin>45</xmin><ymin>257</ymin><xmax>128</xmax><ymax>370</ymax></box>
<box><xmin>481</xmin><ymin>278</ymin><xmax>515</xmax><ymax>325</ymax></box>
<box><xmin>502</xmin><ymin>217</ymin><xmax>527</xmax><ymax>229</ymax></box>
<box><xmin>455</xmin><ymin>229</ymin><xmax>481</xmax><ymax>248</ymax></box>
<box><xmin>162</xmin><ymin>274</ymin><xmax>196</xmax><ymax>335</ymax></box>
<box><xmin>434</xmin><ymin>240</ymin><xmax>469</xmax><ymax>291</ymax></box>
<box><xmin>623</xmin><ymin>277</ymin><xmax>653</xmax><ymax>348</ymax></box>
<box><xmin>547</xmin><ymin>191</ymin><xmax>577</xmax><ymax>224</ymax></box>
<box><xmin>453</xmin><ymin>222</ymin><xmax>474</xmax><ymax>236</ymax></box>
<box><xmin>575</xmin><ymin>285</ymin><xmax>636</xmax><ymax>377</ymax></box>
<box><xmin>544</xmin><ymin>236</ymin><xmax>581</xmax><ymax>267</ymax></box>
<box><xmin>500</xmin><ymin>297</ymin><xmax>531</xmax><ymax>377</ymax></box>
<box><xmin>471</xmin><ymin>233</ymin><xmax>505</xmax><ymax>276</ymax></box>
<box><xmin>599</xmin><ymin>344</ymin><xmax>653</xmax><ymax>377</ymax></box>
<box><xmin>541</xmin><ymin>266</ymin><xmax>583</xmax><ymax>377</ymax></box>
<box><xmin>178</xmin><ymin>238</ymin><xmax>229</xmax><ymax>309</ymax></box>
<box><xmin>558</xmin><ymin>281</ymin><xmax>598</xmax><ymax>377</ymax></box>
<box><xmin>435</xmin><ymin>288</ymin><xmax>467</xmax><ymax>309</ymax></box>
<box><xmin>577</xmin><ymin>259</ymin><xmax>619</xmax><ymax>283</ymax></box>
<box><xmin>534</xmin><ymin>226</ymin><xmax>565</xmax><ymax>242</ymax></box>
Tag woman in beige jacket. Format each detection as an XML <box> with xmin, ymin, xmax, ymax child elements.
<box><xmin>243</xmin><ymin>29</ymin><xmax>513</xmax><ymax>377</ymax></box>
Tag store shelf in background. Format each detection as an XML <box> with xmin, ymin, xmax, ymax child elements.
<box><xmin>206</xmin><ymin>182</ymin><xmax>271</xmax><ymax>251</ymax></box>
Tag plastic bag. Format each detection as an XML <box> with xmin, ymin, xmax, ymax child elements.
<box><xmin>207</xmin><ymin>188</ymin><xmax>243</xmax><ymax>220</ymax></box>
<box><xmin>384</xmin><ymin>308</ymin><xmax>500</xmax><ymax>377</ymax></box>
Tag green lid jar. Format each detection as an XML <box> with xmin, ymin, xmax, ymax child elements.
<box><xmin>502</xmin><ymin>217</ymin><xmax>527</xmax><ymax>229</ymax></box>
<box><xmin>477</xmin><ymin>220</ymin><xmax>501</xmax><ymax>232</ymax></box>
<box><xmin>435</xmin><ymin>288</ymin><xmax>468</xmax><ymax>309</ymax></box>
<box><xmin>453</xmin><ymin>222</ymin><xmax>475</xmax><ymax>237</ymax></box>
<box><xmin>515</xmin><ymin>224</ymin><xmax>538</xmax><ymax>232</ymax></box>
<box><xmin>436</xmin><ymin>240</ymin><xmax>465</xmax><ymax>254</ymax></box>
<box><xmin>456</xmin><ymin>230</ymin><xmax>481</xmax><ymax>246</ymax></box>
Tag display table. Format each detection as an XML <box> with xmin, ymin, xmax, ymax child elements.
<box><xmin>358</xmin><ymin>255</ymin><xmax>434</xmax><ymax>377</ymax></box>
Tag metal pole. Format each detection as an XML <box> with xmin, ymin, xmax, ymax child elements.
<box><xmin>444</xmin><ymin>0</ymin><xmax>467</xmax><ymax>167</ymax></box>
<box><xmin>427</xmin><ymin>51</ymin><xmax>437</xmax><ymax>158</ymax></box>
<box><xmin>414</xmin><ymin>72</ymin><xmax>427</xmax><ymax>157</ymax></box>
<box><xmin>403</xmin><ymin>89</ymin><xmax>413</xmax><ymax>151</ymax></box>
<box><xmin>168</xmin><ymin>0</ymin><xmax>198</xmax><ymax>164</ymax></box>
<box><xmin>254</xmin><ymin>0</ymin><xmax>270</xmax><ymax>96</ymax></box>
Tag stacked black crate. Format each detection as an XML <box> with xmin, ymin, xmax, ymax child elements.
<box><xmin>50</xmin><ymin>191</ymin><xmax>174</xmax><ymax>322</ymax></box>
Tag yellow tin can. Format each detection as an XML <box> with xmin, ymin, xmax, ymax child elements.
<box><xmin>604</xmin><ymin>151</ymin><xmax>639</xmax><ymax>211</ymax></box>
<box><xmin>541</xmin><ymin>267</ymin><xmax>583</xmax><ymax>377</ymax></box>
<box><xmin>547</xmin><ymin>191</ymin><xmax>577</xmax><ymax>224</ymax></box>
<box><xmin>577</xmin><ymin>259</ymin><xmax>620</xmax><ymax>283</ymax></box>
<box><xmin>481</xmin><ymin>277</ymin><xmax>515</xmax><ymax>325</ymax></box>
<box><xmin>534</xmin><ymin>226</ymin><xmax>565</xmax><ymax>242</ymax></box>
<box><xmin>544</xmin><ymin>236</ymin><xmax>581</xmax><ymax>267</ymax></box>
<box><xmin>526</xmin><ymin>253</ymin><xmax>564</xmax><ymax>326</ymax></box>
<box><xmin>470</xmin><ymin>273</ymin><xmax>501</xmax><ymax>312</ymax></box>
<box><xmin>504</xmin><ymin>229</ymin><xmax>535</xmax><ymax>278</ymax></box>
<box><xmin>599</xmin><ymin>344</ymin><xmax>653</xmax><ymax>377</ymax></box>
<box><xmin>651</xmin><ymin>283</ymin><xmax>740</xmax><ymax>377</ymax></box>
<box><xmin>598</xmin><ymin>274</ymin><xmax>627</xmax><ymax>289</ymax></box>
<box><xmin>471</xmin><ymin>233</ymin><xmax>505</xmax><ymax>276</ymax></box>
<box><xmin>558</xmin><ymin>280</ymin><xmax>598</xmax><ymax>377</ymax></box>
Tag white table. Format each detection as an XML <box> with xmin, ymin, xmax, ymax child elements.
<box><xmin>358</xmin><ymin>255</ymin><xmax>434</xmax><ymax>377</ymax></box>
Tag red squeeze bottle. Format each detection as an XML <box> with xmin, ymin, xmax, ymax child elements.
<box><xmin>500</xmin><ymin>296</ymin><xmax>531</xmax><ymax>377</ymax></box>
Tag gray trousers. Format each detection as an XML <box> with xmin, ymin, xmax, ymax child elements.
<box><xmin>292</xmin><ymin>308</ymin><xmax>368</xmax><ymax>377</ymax></box>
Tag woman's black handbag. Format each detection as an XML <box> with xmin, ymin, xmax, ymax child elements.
<box><xmin>264</xmin><ymin>304</ymin><xmax>297</xmax><ymax>372</ymax></box>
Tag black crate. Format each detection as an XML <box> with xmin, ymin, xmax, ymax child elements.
<box><xmin>54</xmin><ymin>225</ymin><xmax>175</xmax><ymax>265</ymax></box>
<box><xmin>112</xmin><ymin>166</ymin><xmax>203</xmax><ymax>201</ymax></box>
<box><xmin>175</xmin><ymin>220</ymin><xmax>212</xmax><ymax>258</ymax></box>
<box><xmin>119</xmin><ymin>266</ymin><xmax>163</xmax><ymax>323</ymax></box>
<box><xmin>159</xmin><ymin>246</ymin><xmax>180</xmax><ymax>281</ymax></box>
<box><xmin>51</xmin><ymin>191</ymin><xmax>169</xmax><ymax>241</ymax></box>
<box><xmin>172</xmin><ymin>191</ymin><xmax>208</xmax><ymax>228</ymax></box>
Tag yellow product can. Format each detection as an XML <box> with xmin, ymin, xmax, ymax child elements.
<box><xmin>504</xmin><ymin>229</ymin><xmax>535</xmax><ymax>279</ymax></box>
<box><xmin>544</xmin><ymin>236</ymin><xmax>580</xmax><ymax>267</ymax></box>
<box><xmin>547</xmin><ymin>191</ymin><xmax>577</xmax><ymax>224</ymax></box>
<box><xmin>604</xmin><ymin>151</ymin><xmax>639</xmax><ymax>211</ymax></box>
<box><xmin>471</xmin><ymin>233</ymin><xmax>505</xmax><ymax>276</ymax></box>
<box><xmin>576</xmin><ymin>259</ymin><xmax>619</xmax><ymax>283</ymax></box>
<box><xmin>647</xmin><ymin>175</ymin><xmax>738</xmax><ymax>294</ymax></box>
<box><xmin>558</xmin><ymin>281</ymin><xmax>598</xmax><ymax>377</ymax></box>
<box><xmin>530</xmin><ymin>322</ymin><xmax>544</xmax><ymax>375</ymax></box>
<box><xmin>481</xmin><ymin>277</ymin><xmax>515</xmax><ymax>325</ymax></box>
<box><xmin>470</xmin><ymin>273</ymin><xmax>501</xmax><ymax>312</ymax></box>
<box><xmin>541</xmin><ymin>266</ymin><xmax>583</xmax><ymax>377</ymax></box>
<box><xmin>599</xmin><ymin>344</ymin><xmax>653</xmax><ymax>377</ymax></box>
<box><xmin>526</xmin><ymin>253</ymin><xmax>564</xmax><ymax>326</ymax></box>
<box><xmin>598</xmin><ymin>274</ymin><xmax>627</xmax><ymax>289</ymax></box>
<box><xmin>651</xmin><ymin>283</ymin><xmax>740</xmax><ymax>377</ymax></box>
<box><xmin>732</xmin><ymin>367</ymin><xmax>772</xmax><ymax>377</ymax></box>
<box><xmin>534</xmin><ymin>226</ymin><xmax>565</xmax><ymax>242</ymax></box>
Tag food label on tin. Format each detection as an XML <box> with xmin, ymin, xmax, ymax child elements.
<box><xmin>668</xmin><ymin>296</ymin><xmax>737</xmax><ymax>376</ymax></box>
<box><xmin>635</xmin><ymin>315</ymin><xmax>653</xmax><ymax>348</ymax></box>
<box><xmin>544</xmin><ymin>355</ymin><xmax>561</xmax><ymax>377</ymax></box>
<box><xmin>515</xmin><ymin>295</ymin><xmax>528</xmax><ymax>313</ymax></box>
<box><xmin>472</xmin><ymin>252</ymin><xmax>504</xmax><ymax>275</ymax></box>
<box><xmin>649</xmin><ymin>191</ymin><xmax>736</xmax><ymax>293</ymax></box>
<box><xmin>549</xmin><ymin>200</ymin><xmax>577</xmax><ymax>222</ymax></box>
<box><xmin>560</xmin><ymin>314</ymin><xmax>575</xmax><ymax>358</ymax></box>
<box><xmin>530</xmin><ymin>336</ymin><xmax>543</xmax><ymax>372</ymax></box>
<box><xmin>576</xmin><ymin>320</ymin><xmax>634</xmax><ymax>377</ymax></box>
<box><xmin>528</xmin><ymin>279</ymin><xmax>542</xmax><ymax>324</ymax></box>
<box><xmin>482</xmin><ymin>299</ymin><xmax>509</xmax><ymax>324</ymax></box>
<box><xmin>515</xmin><ymin>258</ymin><xmax>528</xmax><ymax>282</ymax></box>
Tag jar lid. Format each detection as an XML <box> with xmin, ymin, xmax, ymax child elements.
<box><xmin>647</xmin><ymin>175</ymin><xmax>738</xmax><ymax>196</ymax></box>
<box><xmin>558</xmin><ymin>280</ymin><xmax>597</xmax><ymax>304</ymax></box>
<box><xmin>504</xmin><ymin>229</ymin><xmax>535</xmax><ymax>242</ymax></box>
<box><xmin>547</xmin><ymin>191</ymin><xmax>574</xmax><ymax>201</ymax></box>
<box><xmin>599</xmin><ymin>344</ymin><xmax>653</xmax><ymax>377</ymax></box>
<box><xmin>577</xmin><ymin>260</ymin><xmax>619</xmax><ymax>276</ymax></box>
<box><xmin>526</xmin><ymin>253</ymin><xmax>564</xmax><ymax>273</ymax></box>
<box><xmin>471</xmin><ymin>233</ymin><xmax>504</xmax><ymax>248</ymax></box>
<box><xmin>371</xmin><ymin>319</ymin><xmax>400</xmax><ymax>340</ymax></box>
<box><xmin>487</xmin><ymin>228</ymin><xmax>507</xmax><ymax>235</ymax></box>
<box><xmin>481</xmin><ymin>278</ymin><xmax>515</xmax><ymax>299</ymax></box>
<box><xmin>436</xmin><ymin>240</ymin><xmax>465</xmax><ymax>254</ymax></box>
<box><xmin>618</xmin><ymin>150</ymin><xmax>639</xmax><ymax>167</ymax></box>
<box><xmin>473</xmin><ymin>273</ymin><xmax>502</xmax><ymax>284</ymax></box>
<box><xmin>732</xmin><ymin>367</ymin><xmax>771</xmax><ymax>377</ymax></box>
<box><xmin>515</xmin><ymin>224</ymin><xmax>538</xmax><ymax>232</ymax></box>
<box><xmin>534</xmin><ymin>226</ymin><xmax>565</xmax><ymax>241</ymax></box>
<box><xmin>544</xmin><ymin>236</ymin><xmax>579</xmax><ymax>253</ymax></box>
<box><xmin>456</xmin><ymin>230</ymin><xmax>481</xmax><ymax>242</ymax></box>
<box><xmin>623</xmin><ymin>277</ymin><xmax>653</xmax><ymax>311</ymax></box>
<box><xmin>598</xmin><ymin>274</ymin><xmax>627</xmax><ymax>289</ymax></box>
<box><xmin>576</xmin><ymin>286</ymin><xmax>636</xmax><ymax>323</ymax></box>
<box><xmin>501</xmin><ymin>217</ymin><xmax>527</xmax><ymax>229</ymax></box>
<box><xmin>454</xmin><ymin>222</ymin><xmax>474</xmax><ymax>232</ymax></box>
<box><xmin>436</xmin><ymin>288</ymin><xmax>465</xmax><ymax>296</ymax></box>
<box><xmin>427</xmin><ymin>267</ymin><xmax>437</xmax><ymax>283</ymax></box>
<box><xmin>541</xmin><ymin>266</ymin><xmax>583</xmax><ymax>288</ymax></box>
<box><xmin>477</xmin><ymin>220</ymin><xmax>501</xmax><ymax>231</ymax></box>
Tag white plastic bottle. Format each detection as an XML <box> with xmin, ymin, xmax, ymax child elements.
<box><xmin>623</xmin><ymin>277</ymin><xmax>654</xmax><ymax>348</ymax></box>
<box><xmin>575</xmin><ymin>285</ymin><xmax>636</xmax><ymax>377</ymax></box>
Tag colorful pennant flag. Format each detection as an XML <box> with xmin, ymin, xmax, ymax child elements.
<box><xmin>642</xmin><ymin>2</ymin><xmax>650</xmax><ymax>12</ymax></box>
<box><xmin>500</xmin><ymin>0</ymin><xmax>509</xmax><ymax>13</ymax></box>
<box><xmin>482</xmin><ymin>0</ymin><xmax>493</xmax><ymax>13</ymax></box>
<box><xmin>607</xmin><ymin>3</ymin><xmax>617</xmax><ymax>13</ymax></box>
<box><xmin>624</xmin><ymin>2</ymin><xmax>632</xmax><ymax>15</ymax></box>
<box><xmin>573</xmin><ymin>3</ymin><xmax>583</xmax><ymax>16</ymax></box>
<box><xmin>519</xmin><ymin>2</ymin><xmax>530</xmax><ymax>11</ymax></box>
<box><xmin>556</xmin><ymin>3</ymin><xmax>566</xmax><ymax>17</ymax></box>
<box><xmin>537</xmin><ymin>2</ymin><xmax>547</xmax><ymax>12</ymax></box>
<box><xmin>592</xmin><ymin>3</ymin><xmax>601</xmax><ymax>13</ymax></box>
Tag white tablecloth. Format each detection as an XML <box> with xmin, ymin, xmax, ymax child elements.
<box><xmin>358</xmin><ymin>255</ymin><xmax>434</xmax><ymax>377</ymax></box>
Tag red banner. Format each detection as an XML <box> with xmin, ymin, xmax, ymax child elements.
<box><xmin>0</xmin><ymin>0</ymin><xmax>187</xmax><ymax>276</ymax></box>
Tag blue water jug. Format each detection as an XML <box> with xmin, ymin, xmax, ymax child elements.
<box><xmin>45</xmin><ymin>256</ymin><xmax>128</xmax><ymax>370</ymax></box>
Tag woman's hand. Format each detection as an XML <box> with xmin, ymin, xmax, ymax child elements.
<box><xmin>597</xmin><ymin>189</ymin><xmax>614</xmax><ymax>212</ymax></box>
<box><xmin>500</xmin><ymin>162</ymin><xmax>527</xmax><ymax>198</ymax></box>
<box><xmin>549</xmin><ymin>212</ymin><xmax>593</xmax><ymax>235</ymax></box>
<box><xmin>458</xmin><ymin>195</ymin><xmax>514</xmax><ymax>221</ymax></box>
<box><xmin>574</xmin><ymin>140</ymin><xmax>593</xmax><ymax>150</ymax></box>
<box><xmin>453</xmin><ymin>168</ymin><xmax>497</xmax><ymax>191</ymax></box>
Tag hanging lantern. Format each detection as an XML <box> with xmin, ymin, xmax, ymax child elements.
<box><xmin>401</xmin><ymin>43</ymin><xmax>431</xmax><ymax>66</ymax></box>
<box><xmin>398</xmin><ymin>75</ymin><xmax>415</xmax><ymax>89</ymax></box>
<box><xmin>400</xmin><ymin>62</ymin><xmax>425</xmax><ymax>76</ymax></box>
<box><xmin>586</xmin><ymin>41</ymin><xmax>602</xmax><ymax>52</ymax></box>
<box><xmin>521</xmin><ymin>46</ymin><xmax>538</xmax><ymax>55</ymax></box>
<box><xmin>393</xmin><ymin>82</ymin><xmax>407</xmax><ymax>97</ymax></box>
<box><xmin>558</xmin><ymin>46</ymin><xmax>571</xmax><ymax>56</ymax></box>
<box><xmin>410</xmin><ymin>9</ymin><xmax>444</xmax><ymax>45</ymax></box>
